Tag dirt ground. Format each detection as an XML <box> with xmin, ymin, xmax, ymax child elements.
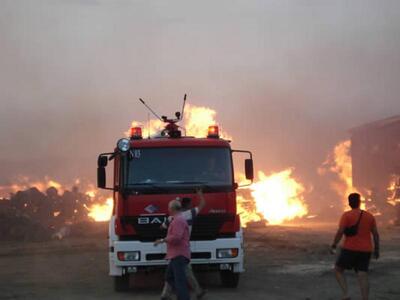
<box><xmin>0</xmin><ymin>223</ymin><xmax>399</xmax><ymax>300</ymax></box>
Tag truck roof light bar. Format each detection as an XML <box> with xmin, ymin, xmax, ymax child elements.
<box><xmin>207</xmin><ymin>125</ymin><xmax>219</xmax><ymax>138</ymax></box>
<box><xmin>130</xmin><ymin>127</ymin><xmax>143</xmax><ymax>140</ymax></box>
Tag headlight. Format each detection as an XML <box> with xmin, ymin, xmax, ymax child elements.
<box><xmin>117</xmin><ymin>251</ymin><xmax>140</xmax><ymax>261</ymax></box>
<box><xmin>117</xmin><ymin>138</ymin><xmax>130</xmax><ymax>152</ymax></box>
<box><xmin>217</xmin><ymin>248</ymin><xmax>239</xmax><ymax>259</ymax></box>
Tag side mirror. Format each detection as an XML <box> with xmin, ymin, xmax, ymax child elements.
<box><xmin>98</xmin><ymin>156</ymin><xmax>108</xmax><ymax>167</ymax></box>
<box><xmin>97</xmin><ymin>153</ymin><xmax>115</xmax><ymax>190</ymax></box>
<box><xmin>97</xmin><ymin>167</ymin><xmax>106</xmax><ymax>188</ymax></box>
<box><xmin>245</xmin><ymin>159</ymin><xmax>254</xmax><ymax>181</ymax></box>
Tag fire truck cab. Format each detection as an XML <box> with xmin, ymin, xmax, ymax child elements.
<box><xmin>97</xmin><ymin>122</ymin><xmax>253</xmax><ymax>291</ymax></box>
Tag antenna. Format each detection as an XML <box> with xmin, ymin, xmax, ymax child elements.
<box><xmin>180</xmin><ymin>94</ymin><xmax>187</xmax><ymax>121</ymax></box>
<box><xmin>139</xmin><ymin>98</ymin><xmax>162</xmax><ymax>121</ymax></box>
<box><xmin>147</xmin><ymin>112</ymin><xmax>150</xmax><ymax>139</ymax></box>
<box><xmin>138</xmin><ymin>94</ymin><xmax>187</xmax><ymax>138</ymax></box>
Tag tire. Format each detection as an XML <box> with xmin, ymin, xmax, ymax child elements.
<box><xmin>114</xmin><ymin>274</ymin><xmax>130</xmax><ymax>292</ymax></box>
<box><xmin>220</xmin><ymin>270</ymin><xmax>240</xmax><ymax>288</ymax></box>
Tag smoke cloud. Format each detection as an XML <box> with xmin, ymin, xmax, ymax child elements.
<box><xmin>1</xmin><ymin>1</ymin><xmax>400</xmax><ymax>213</ymax></box>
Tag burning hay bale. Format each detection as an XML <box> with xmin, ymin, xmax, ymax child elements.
<box><xmin>7</xmin><ymin>186</ymin><xmax>92</xmax><ymax>226</ymax></box>
<box><xmin>0</xmin><ymin>185</ymin><xmax>108</xmax><ymax>241</ymax></box>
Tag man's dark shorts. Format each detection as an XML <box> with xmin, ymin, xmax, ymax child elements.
<box><xmin>336</xmin><ymin>248</ymin><xmax>371</xmax><ymax>272</ymax></box>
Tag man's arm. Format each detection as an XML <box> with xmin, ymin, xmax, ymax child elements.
<box><xmin>372</xmin><ymin>224</ymin><xmax>380</xmax><ymax>259</ymax></box>
<box><xmin>331</xmin><ymin>214</ymin><xmax>346</xmax><ymax>250</ymax></box>
<box><xmin>160</xmin><ymin>216</ymin><xmax>172</xmax><ymax>230</ymax></box>
<box><xmin>196</xmin><ymin>188</ymin><xmax>206</xmax><ymax>212</ymax></box>
<box><xmin>331</xmin><ymin>226</ymin><xmax>345</xmax><ymax>249</ymax></box>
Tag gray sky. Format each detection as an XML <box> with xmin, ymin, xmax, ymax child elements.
<box><xmin>1</xmin><ymin>0</ymin><xmax>400</xmax><ymax>197</ymax></box>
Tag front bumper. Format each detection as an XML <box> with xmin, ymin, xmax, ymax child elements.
<box><xmin>109</xmin><ymin>236</ymin><xmax>244</xmax><ymax>276</ymax></box>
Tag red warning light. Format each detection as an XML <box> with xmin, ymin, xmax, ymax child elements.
<box><xmin>130</xmin><ymin>127</ymin><xmax>142</xmax><ymax>139</ymax></box>
<box><xmin>207</xmin><ymin>125</ymin><xmax>219</xmax><ymax>138</ymax></box>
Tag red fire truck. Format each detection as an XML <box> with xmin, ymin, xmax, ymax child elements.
<box><xmin>97</xmin><ymin>99</ymin><xmax>254</xmax><ymax>291</ymax></box>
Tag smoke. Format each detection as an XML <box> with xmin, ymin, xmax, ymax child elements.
<box><xmin>1</xmin><ymin>1</ymin><xmax>400</xmax><ymax>215</ymax></box>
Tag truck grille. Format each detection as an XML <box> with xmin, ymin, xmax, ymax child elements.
<box><xmin>191</xmin><ymin>214</ymin><xmax>234</xmax><ymax>240</ymax></box>
<box><xmin>119</xmin><ymin>213</ymin><xmax>234</xmax><ymax>242</ymax></box>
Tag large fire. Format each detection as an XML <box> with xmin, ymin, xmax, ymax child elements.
<box><xmin>318</xmin><ymin>139</ymin><xmax>390</xmax><ymax>213</ymax></box>
<box><xmin>125</xmin><ymin>103</ymin><xmax>309</xmax><ymax>226</ymax></box>
<box><xmin>330</xmin><ymin>140</ymin><xmax>354</xmax><ymax>200</ymax></box>
<box><xmin>238</xmin><ymin>169</ymin><xmax>308</xmax><ymax>226</ymax></box>
<box><xmin>319</xmin><ymin>140</ymin><xmax>362</xmax><ymax>209</ymax></box>
<box><xmin>85</xmin><ymin>165</ymin><xmax>310</xmax><ymax>225</ymax></box>
<box><xmin>1</xmin><ymin>103</ymin><xmax>311</xmax><ymax>226</ymax></box>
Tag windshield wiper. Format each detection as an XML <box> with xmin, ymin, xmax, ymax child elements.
<box><xmin>166</xmin><ymin>181</ymin><xmax>208</xmax><ymax>185</ymax></box>
<box><xmin>127</xmin><ymin>182</ymin><xmax>167</xmax><ymax>191</ymax></box>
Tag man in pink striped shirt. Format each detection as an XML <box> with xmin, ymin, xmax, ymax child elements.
<box><xmin>154</xmin><ymin>199</ymin><xmax>190</xmax><ymax>300</ymax></box>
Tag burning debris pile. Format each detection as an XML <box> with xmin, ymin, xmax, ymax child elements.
<box><xmin>0</xmin><ymin>182</ymin><xmax>112</xmax><ymax>241</ymax></box>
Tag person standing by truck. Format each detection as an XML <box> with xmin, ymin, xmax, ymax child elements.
<box><xmin>331</xmin><ymin>193</ymin><xmax>380</xmax><ymax>300</ymax></box>
<box><xmin>154</xmin><ymin>200</ymin><xmax>191</xmax><ymax>300</ymax></box>
<box><xmin>160</xmin><ymin>189</ymin><xmax>207</xmax><ymax>299</ymax></box>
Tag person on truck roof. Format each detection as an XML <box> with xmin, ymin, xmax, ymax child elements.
<box><xmin>154</xmin><ymin>199</ymin><xmax>191</xmax><ymax>300</ymax></box>
<box><xmin>160</xmin><ymin>188</ymin><xmax>207</xmax><ymax>300</ymax></box>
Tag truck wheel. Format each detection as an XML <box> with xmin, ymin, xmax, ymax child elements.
<box><xmin>114</xmin><ymin>274</ymin><xmax>130</xmax><ymax>292</ymax></box>
<box><xmin>220</xmin><ymin>270</ymin><xmax>239</xmax><ymax>288</ymax></box>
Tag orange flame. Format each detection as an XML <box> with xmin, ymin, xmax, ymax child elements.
<box><xmin>184</xmin><ymin>104</ymin><xmax>231</xmax><ymax>139</ymax></box>
<box><xmin>387</xmin><ymin>176</ymin><xmax>400</xmax><ymax>206</ymax></box>
<box><xmin>85</xmin><ymin>190</ymin><xmax>97</xmax><ymax>198</ymax></box>
<box><xmin>328</xmin><ymin>140</ymin><xmax>355</xmax><ymax>203</ymax></box>
<box><xmin>238</xmin><ymin>169</ymin><xmax>308</xmax><ymax>226</ymax></box>
<box><xmin>87</xmin><ymin>197</ymin><xmax>113</xmax><ymax>222</ymax></box>
<box><xmin>236</xmin><ymin>194</ymin><xmax>263</xmax><ymax>226</ymax></box>
<box><xmin>0</xmin><ymin>176</ymin><xmax>64</xmax><ymax>198</ymax></box>
<box><xmin>126</xmin><ymin>120</ymin><xmax>164</xmax><ymax>139</ymax></box>
<box><xmin>320</xmin><ymin>140</ymin><xmax>368</xmax><ymax>210</ymax></box>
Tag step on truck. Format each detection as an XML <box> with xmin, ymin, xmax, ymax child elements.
<box><xmin>97</xmin><ymin>96</ymin><xmax>254</xmax><ymax>291</ymax></box>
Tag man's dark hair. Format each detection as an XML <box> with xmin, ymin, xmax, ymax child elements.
<box><xmin>181</xmin><ymin>197</ymin><xmax>192</xmax><ymax>209</ymax></box>
<box><xmin>348</xmin><ymin>193</ymin><xmax>361</xmax><ymax>209</ymax></box>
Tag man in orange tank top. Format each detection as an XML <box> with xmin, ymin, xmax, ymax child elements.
<box><xmin>331</xmin><ymin>193</ymin><xmax>380</xmax><ymax>300</ymax></box>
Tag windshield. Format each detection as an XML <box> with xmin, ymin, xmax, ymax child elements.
<box><xmin>126</xmin><ymin>147</ymin><xmax>232</xmax><ymax>187</ymax></box>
